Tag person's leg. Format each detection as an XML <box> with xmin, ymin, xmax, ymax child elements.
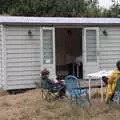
<box><xmin>115</xmin><ymin>76</ymin><xmax>120</xmax><ymax>90</ymax></box>
<box><xmin>111</xmin><ymin>76</ymin><xmax>120</xmax><ymax>101</ymax></box>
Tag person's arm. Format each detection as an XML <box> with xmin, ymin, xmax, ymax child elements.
<box><xmin>48</xmin><ymin>79</ymin><xmax>55</xmax><ymax>84</ymax></box>
<box><xmin>108</xmin><ymin>71</ymin><xmax>115</xmax><ymax>84</ymax></box>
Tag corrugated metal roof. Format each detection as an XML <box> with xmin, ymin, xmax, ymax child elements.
<box><xmin>0</xmin><ymin>16</ymin><xmax>120</xmax><ymax>25</ymax></box>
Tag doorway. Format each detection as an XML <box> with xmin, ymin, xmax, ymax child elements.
<box><xmin>55</xmin><ymin>28</ymin><xmax>83</xmax><ymax>79</ymax></box>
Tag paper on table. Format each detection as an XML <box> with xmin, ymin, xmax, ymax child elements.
<box><xmin>87</xmin><ymin>70</ymin><xmax>113</xmax><ymax>79</ymax></box>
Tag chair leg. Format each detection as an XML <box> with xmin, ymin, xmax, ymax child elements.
<box><xmin>45</xmin><ymin>91</ymin><xmax>59</xmax><ymax>102</ymax></box>
<box><xmin>75</xmin><ymin>95</ymin><xmax>77</xmax><ymax>104</ymax></box>
<box><xmin>44</xmin><ymin>90</ymin><xmax>47</xmax><ymax>100</ymax></box>
<box><xmin>41</xmin><ymin>89</ymin><xmax>43</xmax><ymax>100</ymax></box>
<box><xmin>68</xmin><ymin>95</ymin><xmax>72</xmax><ymax>104</ymax></box>
<box><xmin>77</xmin><ymin>93</ymin><xmax>91</xmax><ymax>107</ymax></box>
<box><xmin>86</xmin><ymin>92</ymin><xmax>91</xmax><ymax>106</ymax></box>
<box><xmin>77</xmin><ymin>97</ymin><xmax>85</xmax><ymax>108</ymax></box>
<box><xmin>46</xmin><ymin>91</ymin><xmax>53</xmax><ymax>102</ymax></box>
<box><xmin>119</xmin><ymin>96</ymin><xmax>120</xmax><ymax>104</ymax></box>
<box><xmin>41</xmin><ymin>89</ymin><xmax>45</xmax><ymax>100</ymax></box>
<box><xmin>42</xmin><ymin>90</ymin><xmax>49</xmax><ymax>101</ymax></box>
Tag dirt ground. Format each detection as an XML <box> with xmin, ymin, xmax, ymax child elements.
<box><xmin>0</xmin><ymin>89</ymin><xmax>119</xmax><ymax>120</ymax></box>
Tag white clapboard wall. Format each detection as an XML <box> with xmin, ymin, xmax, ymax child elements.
<box><xmin>83</xmin><ymin>28</ymin><xmax>99</xmax><ymax>79</ymax></box>
<box><xmin>99</xmin><ymin>27</ymin><xmax>120</xmax><ymax>70</ymax></box>
<box><xmin>6</xmin><ymin>25</ymin><xmax>41</xmax><ymax>89</ymax></box>
<box><xmin>0</xmin><ymin>25</ymin><xmax>2</xmax><ymax>88</ymax></box>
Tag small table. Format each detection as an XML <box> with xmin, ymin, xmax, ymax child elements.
<box><xmin>88</xmin><ymin>76</ymin><xmax>104</xmax><ymax>102</ymax></box>
<box><xmin>87</xmin><ymin>70</ymin><xmax>113</xmax><ymax>102</ymax></box>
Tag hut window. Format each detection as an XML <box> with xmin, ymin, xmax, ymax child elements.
<box><xmin>86</xmin><ymin>30</ymin><xmax>97</xmax><ymax>62</ymax></box>
<box><xmin>43</xmin><ymin>29</ymin><xmax>53</xmax><ymax>64</ymax></box>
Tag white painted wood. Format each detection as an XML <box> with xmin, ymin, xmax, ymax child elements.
<box><xmin>7</xmin><ymin>84</ymin><xmax>37</xmax><ymax>90</ymax></box>
<box><xmin>100</xmin><ymin>78</ymin><xmax>104</xmax><ymax>102</ymax></box>
<box><xmin>7</xmin><ymin>49</ymin><xmax>40</xmax><ymax>54</ymax></box>
<box><xmin>40</xmin><ymin>27</ymin><xmax>56</xmax><ymax>80</ymax></box>
<box><xmin>83</xmin><ymin>27</ymin><xmax>99</xmax><ymax>78</ymax></box>
<box><xmin>6</xmin><ymin>35</ymin><xmax>39</xmax><ymax>40</ymax></box>
<box><xmin>1</xmin><ymin>24</ymin><xmax>7</xmax><ymax>89</ymax></box>
<box><xmin>7</xmin><ymin>58</ymin><xmax>40</xmax><ymax>62</ymax></box>
<box><xmin>7</xmin><ymin>53</ymin><xmax>41</xmax><ymax>58</ymax></box>
<box><xmin>6</xmin><ymin>25</ymin><xmax>41</xmax><ymax>89</ymax></box>
<box><xmin>100</xmin><ymin>39</ymin><xmax>120</xmax><ymax>43</ymax></box>
<box><xmin>99</xmin><ymin>27</ymin><xmax>120</xmax><ymax>70</ymax></box>
<box><xmin>7</xmin><ymin>62</ymin><xmax>40</xmax><ymax>67</ymax></box>
<box><xmin>7</xmin><ymin>75</ymin><xmax>40</xmax><ymax>81</ymax></box>
<box><xmin>7</xmin><ymin>66</ymin><xmax>40</xmax><ymax>72</ymax></box>
<box><xmin>53</xmin><ymin>27</ymin><xmax>56</xmax><ymax>77</ymax></box>
<box><xmin>100</xmin><ymin>44</ymin><xmax>120</xmax><ymax>48</ymax></box>
<box><xmin>3</xmin><ymin>24</ymin><xmax>120</xmax><ymax>90</ymax></box>
<box><xmin>7</xmin><ymin>79</ymin><xmax>40</xmax><ymax>85</ymax></box>
<box><xmin>0</xmin><ymin>25</ymin><xmax>2</xmax><ymax>88</ymax></box>
<box><xmin>40</xmin><ymin>27</ymin><xmax>43</xmax><ymax>71</ymax></box>
<box><xmin>7</xmin><ymin>40</ymin><xmax>40</xmax><ymax>44</ymax></box>
<box><xmin>7</xmin><ymin>44</ymin><xmax>40</xmax><ymax>49</ymax></box>
<box><xmin>7</xmin><ymin>50</ymin><xmax>40</xmax><ymax>54</ymax></box>
<box><xmin>82</xmin><ymin>28</ymin><xmax>85</xmax><ymax>78</ymax></box>
<box><xmin>96</xmin><ymin>28</ymin><xmax>99</xmax><ymax>70</ymax></box>
<box><xmin>6</xmin><ymin>31</ymin><xmax>40</xmax><ymax>36</ymax></box>
<box><xmin>88</xmin><ymin>77</ymin><xmax>91</xmax><ymax>100</ymax></box>
<box><xmin>100</xmin><ymin>56</ymin><xmax>120</xmax><ymax>60</ymax></box>
<box><xmin>7</xmin><ymin>71</ymin><xmax>40</xmax><ymax>76</ymax></box>
<box><xmin>6</xmin><ymin>25</ymin><xmax>40</xmax><ymax>30</ymax></box>
<box><xmin>99</xmin><ymin>47</ymin><xmax>120</xmax><ymax>51</ymax></box>
<box><xmin>99</xmin><ymin>60</ymin><xmax>118</xmax><ymax>64</ymax></box>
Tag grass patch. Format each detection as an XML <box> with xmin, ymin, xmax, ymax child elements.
<box><xmin>0</xmin><ymin>89</ymin><xmax>119</xmax><ymax>120</ymax></box>
<box><xmin>0</xmin><ymin>90</ymin><xmax>9</xmax><ymax>96</ymax></box>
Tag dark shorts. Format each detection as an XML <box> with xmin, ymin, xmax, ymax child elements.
<box><xmin>48</xmin><ymin>82</ymin><xmax>66</xmax><ymax>97</ymax></box>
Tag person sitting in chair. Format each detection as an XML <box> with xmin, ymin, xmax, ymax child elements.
<box><xmin>102</xmin><ymin>60</ymin><xmax>120</xmax><ymax>102</ymax></box>
<box><xmin>41</xmin><ymin>69</ymin><xmax>65</xmax><ymax>98</ymax></box>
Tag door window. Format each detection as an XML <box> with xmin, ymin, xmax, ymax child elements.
<box><xmin>86</xmin><ymin>30</ymin><xmax>97</xmax><ymax>62</ymax></box>
<box><xmin>43</xmin><ymin>29</ymin><xmax>53</xmax><ymax>64</ymax></box>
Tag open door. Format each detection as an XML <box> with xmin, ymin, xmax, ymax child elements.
<box><xmin>83</xmin><ymin>27</ymin><xmax>99</xmax><ymax>79</ymax></box>
<box><xmin>40</xmin><ymin>27</ymin><xmax>56</xmax><ymax>79</ymax></box>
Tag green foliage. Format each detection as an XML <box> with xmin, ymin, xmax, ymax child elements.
<box><xmin>0</xmin><ymin>0</ymin><xmax>119</xmax><ymax>17</ymax></box>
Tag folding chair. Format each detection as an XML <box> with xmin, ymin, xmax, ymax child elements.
<box><xmin>64</xmin><ymin>75</ymin><xmax>91</xmax><ymax>107</ymax></box>
<box><xmin>40</xmin><ymin>78</ymin><xmax>60</xmax><ymax>101</ymax></box>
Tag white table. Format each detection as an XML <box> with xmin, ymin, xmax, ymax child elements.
<box><xmin>88</xmin><ymin>76</ymin><xmax>104</xmax><ymax>102</ymax></box>
<box><xmin>87</xmin><ymin>70</ymin><xmax>113</xmax><ymax>102</ymax></box>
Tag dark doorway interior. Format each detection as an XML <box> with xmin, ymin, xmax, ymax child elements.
<box><xmin>55</xmin><ymin>28</ymin><xmax>83</xmax><ymax>79</ymax></box>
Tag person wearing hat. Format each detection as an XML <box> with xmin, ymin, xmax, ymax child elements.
<box><xmin>40</xmin><ymin>69</ymin><xmax>65</xmax><ymax>98</ymax></box>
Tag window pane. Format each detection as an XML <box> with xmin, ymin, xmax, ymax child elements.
<box><xmin>86</xmin><ymin>30</ymin><xmax>97</xmax><ymax>62</ymax></box>
<box><xmin>43</xmin><ymin>30</ymin><xmax>53</xmax><ymax>64</ymax></box>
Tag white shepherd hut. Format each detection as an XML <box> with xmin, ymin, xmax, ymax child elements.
<box><xmin>0</xmin><ymin>16</ymin><xmax>119</xmax><ymax>90</ymax></box>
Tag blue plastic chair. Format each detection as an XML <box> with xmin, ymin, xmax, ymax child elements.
<box><xmin>64</xmin><ymin>75</ymin><xmax>91</xmax><ymax>107</ymax></box>
<box><xmin>112</xmin><ymin>76</ymin><xmax>120</xmax><ymax>104</ymax></box>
